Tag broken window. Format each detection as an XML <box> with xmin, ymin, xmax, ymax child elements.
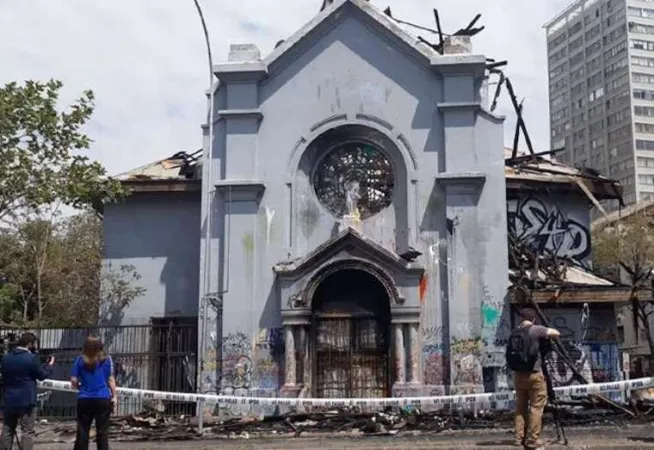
<box><xmin>313</xmin><ymin>142</ymin><xmax>395</xmax><ymax>219</ymax></box>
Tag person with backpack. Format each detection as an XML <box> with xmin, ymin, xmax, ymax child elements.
<box><xmin>505</xmin><ymin>307</ymin><xmax>561</xmax><ymax>450</ymax></box>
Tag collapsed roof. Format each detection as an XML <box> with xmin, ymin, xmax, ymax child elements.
<box><xmin>115</xmin><ymin>150</ymin><xmax>202</xmax><ymax>192</ymax></box>
<box><xmin>504</xmin><ymin>147</ymin><xmax>623</xmax><ymax>202</ymax></box>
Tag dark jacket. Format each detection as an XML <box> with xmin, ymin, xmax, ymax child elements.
<box><xmin>1</xmin><ymin>348</ymin><xmax>52</xmax><ymax>409</ymax></box>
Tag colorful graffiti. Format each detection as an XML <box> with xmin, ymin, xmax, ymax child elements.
<box><xmin>423</xmin><ymin>349</ymin><xmax>445</xmax><ymax>386</ymax></box>
<box><xmin>589</xmin><ymin>343</ymin><xmax>620</xmax><ymax>383</ymax></box>
<box><xmin>252</xmin><ymin>328</ymin><xmax>284</xmax><ymax>391</ymax></box>
<box><xmin>507</xmin><ymin>197</ymin><xmax>591</xmax><ymax>264</ymax></box>
<box><xmin>451</xmin><ymin>337</ymin><xmax>483</xmax><ymax>388</ymax></box>
<box><xmin>481</xmin><ymin>286</ymin><xmax>502</xmax><ymax>328</ymax></box>
<box><xmin>222</xmin><ymin>332</ymin><xmax>252</xmax><ymax>392</ymax></box>
<box><xmin>422</xmin><ymin>326</ymin><xmax>445</xmax><ymax>385</ymax></box>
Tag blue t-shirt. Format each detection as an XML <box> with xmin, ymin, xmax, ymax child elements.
<box><xmin>70</xmin><ymin>356</ymin><xmax>113</xmax><ymax>399</ymax></box>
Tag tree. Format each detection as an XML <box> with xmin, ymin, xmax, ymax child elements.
<box><xmin>592</xmin><ymin>208</ymin><xmax>654</xmax><ymax>367</ymax></box>
<box><xmin>0</xmin><ymin>212</ymin><xmax>146</xmax><ymax>327</ymax></box>
<box><xmin>0</xmin><ymin>80</ymin><xmax>124</xmax><ymax>223</ymax></box>
<box><xmin>99</xmin><ymin>263</ymin><xmax>147</xmax><ymax>326</ymax></box>
<box><xmin>0</xmin><ymin>79</ymin><xmax>136</xmax><ymax>327</ymax></box>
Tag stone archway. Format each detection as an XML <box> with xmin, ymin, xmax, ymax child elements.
<box><xmin>310</xmin><ymin>268</ymin><xmax>391</xmax><ymax>398</ymax></box>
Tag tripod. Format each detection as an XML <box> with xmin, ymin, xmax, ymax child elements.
<box><xmin>9</xmin><ymin>431</ymin><xmax>22</xmax><ymax>450</ymax></box>
<box><xmin>540</xmin><ymin>342</ymin><xmax>568</xmax><ymax>446</ymax></box>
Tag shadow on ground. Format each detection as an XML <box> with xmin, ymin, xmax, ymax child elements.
<box><xmin>476</xmin><ymin>440</ymin><xmax>517</xmax><ymax>447</ymax></box>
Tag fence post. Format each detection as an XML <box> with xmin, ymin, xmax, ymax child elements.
<box><xmin>197</xmin><ymin>398</ymin><xmax>205</xmax><ymax>435</ymax></box>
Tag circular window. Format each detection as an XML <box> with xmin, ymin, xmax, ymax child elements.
<box><xmin>313</xmin><ymin>142</ymin><xmax>394</xmax><ymax>219</ymax></box>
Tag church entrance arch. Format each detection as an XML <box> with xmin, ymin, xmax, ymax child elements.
<box><xmin>311</xmin><ymin>268</ymin><xmax>391</xmax><ymax>398</ymax></box>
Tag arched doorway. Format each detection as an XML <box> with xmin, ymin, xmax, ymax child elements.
<box><xmin>311</xmin><ymin>268</ymin><xmax>391</xmax><ymax>398</ymax></box>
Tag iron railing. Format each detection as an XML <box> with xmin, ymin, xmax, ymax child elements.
<box><xmin>1</xmin><ymin>321</ymin><xmax>198</xmax><ymax>420</ymax></box>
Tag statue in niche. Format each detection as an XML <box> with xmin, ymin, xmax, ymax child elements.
<box><xmin>344</xmin><ymin>179</ymin><xmax>361</xmax><ymax>219</ymax></box>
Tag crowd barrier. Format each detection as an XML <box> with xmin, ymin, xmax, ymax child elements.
<box><xmin>38</xmin><ymin>377</ymin><xmax>654</xmax><ymax>409</ymax></box>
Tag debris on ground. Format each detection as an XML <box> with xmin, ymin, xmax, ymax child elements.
<box><xmin>33</xmin><ymin>401</ymin><xmax>654</xmax><ymax>444</ymax></box>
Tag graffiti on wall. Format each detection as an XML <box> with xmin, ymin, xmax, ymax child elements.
<box><xmin>547</xmin><ymin>341</ymin><xmax>592</xmax><ymax>386</ymax></box>
<box><xmin>221</xmin><ymin>332</ymin><xmax>252</xmax><ymax>393</ymax></box>
<box><xmin>451</xmin><ymin>337</ymin><xmax>483</xmax><ymax>389</ymax></box>
<box><xmin>481</xmin><ymin>286</ymin><xmax>502</xmax><ymax>328</ymax></box>
<box><xmin>422</xmin><ymin>325</ymin><xmax>445</xmax><ymax>386</ymax></box>
<box><xmin>588</xmin><ymin>343</ymin><xmax>620</xmax><ymax>383</ymax></box>
<box><xmin>536</xmin><ymin>307</ymin><xmax>618</xmax><ymax>387</ymax></box>
<box><xmin>252</xmin><ymin>328</ymin><xmax>284</xmax><ymax>391</ymax></box>
<box><xmin>507</xmin><ymin>197</ymin><xmax>590</xmax><ymax>265</ymax></box>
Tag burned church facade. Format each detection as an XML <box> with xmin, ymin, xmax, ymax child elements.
<box><xmin>102</xmin><ymin>0</ymin><xmax>626</xmax><ymax>402</ymax></box>
<box><xmin>200</xmin><ymin>0</ymin><xmax>509</xmax><ymax>399</ymax></box>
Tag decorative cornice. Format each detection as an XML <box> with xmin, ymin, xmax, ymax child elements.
<box><xmin>437</xmin><ymin>102</ymin><xmax>482</xmax><ymax>112</ymax></box>
<box><xmin>213</xmin><ymin>62</ymin><xmax>268</xmax><ymax>83</ymax></box>
<box><xmin>217</xmin><ymin>109</ymin><xmax>263</xmax><ymax>121</ymax></box>
<box><xmin>214</xmin><ymin>180</ymin><xmax>266</xmax><ymax>202</ymax></box>
<box><xmin>435</xmin><ymin>172</ymin><xmax>486</xmax><ymax>195</ymax></box>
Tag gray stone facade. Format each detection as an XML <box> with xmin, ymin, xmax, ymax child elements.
<box><xmin>197</xmin><ymin>0</ymin><xmax>508</xmax><ymax>399</ymax></box>
<box><xmin>101</xmin><ymin>0</ymin><xmax>628</xmax><ymax>406</ymax></box>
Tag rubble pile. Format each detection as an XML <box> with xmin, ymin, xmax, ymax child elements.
<box><xmin>36</xmin><ymin>404</ymin><xmax>654</xmax><ymax>443</ymax></box>
<box><xmin>34</xmin><ymin>394</ymin><xmax>654</xmax><ymax>444</ymax></box>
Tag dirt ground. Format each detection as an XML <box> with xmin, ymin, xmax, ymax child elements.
<box><xmin>32</xmin><ymin>424</ymin><xmax>654</xmax><ymax>449</ymax></box>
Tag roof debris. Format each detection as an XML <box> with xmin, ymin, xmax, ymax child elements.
<box><xmin>34</xmin><ymin>401</ymin><xmax>654</xmax><ymax>445</ymax></box>
<box><xmin>116</xmin><ymin>150</ymin><xmax>201</xmax><ymax>182</ymax></box>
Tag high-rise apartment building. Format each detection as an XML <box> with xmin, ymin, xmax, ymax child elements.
<box><xmin>545</xmin><ymin>0</ymin><xmax>654</xmax><ymax>207</ymax></box>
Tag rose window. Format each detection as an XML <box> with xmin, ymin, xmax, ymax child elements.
<box><xmin>313</xmin><ymin>143</ymin><xmax>394</xmax><ymax>219</ymax></box>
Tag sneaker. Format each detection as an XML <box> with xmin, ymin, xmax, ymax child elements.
<box><xmin>513</xmin><ymin>439</ymin><xmax>524</xmax><ymax>447</ymax></box>
<box><xmin>524</xmin><ymin>440</ymin><xmax>546</xmax><ymax>450</ymax></box>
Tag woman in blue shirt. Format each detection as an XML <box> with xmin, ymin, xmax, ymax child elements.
<box><xmin>70</xmin><ymin>336</ymin><xmax>116</xmax><ymax>450</ymax></box>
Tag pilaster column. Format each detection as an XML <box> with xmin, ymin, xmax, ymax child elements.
<box><xmin>394</xmin><ymin>324</ymin><xmax>406</xmax><ymax>384</ymax></box>
<box><xmin>408</xmin><ymin>323</ymin><xmax>420</xmax><ymax>384</ymax></box>
<box><xmin>301</xmin><ymin>326</ymin><xmax>310</xmax><ymax>386</ymax></box>
<box><xmin>284</xmin><ymin>325</ymin><xmax>296</xmax><ymax>386</ymax></box>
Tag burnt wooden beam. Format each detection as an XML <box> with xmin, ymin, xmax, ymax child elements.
<box><xmin>433</xmin><ymin>9</ymin><xmax>444</xmax><ymax>51</ymax></box>
<box><xmin>504</xmin><ymin>77</ymin><xmax>535</xmax><ymax>157</ymax></box>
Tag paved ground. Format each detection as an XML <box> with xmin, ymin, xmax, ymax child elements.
<box><xmin>31</xmin><ymin>424</ymin><xmax>654</xmax><ymax>449</ymax></box>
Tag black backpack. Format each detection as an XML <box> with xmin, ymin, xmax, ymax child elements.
<box><xmin>505</xmin><ymin>326</ymin><xmax>540</xmax><ymax>372</ymax></box>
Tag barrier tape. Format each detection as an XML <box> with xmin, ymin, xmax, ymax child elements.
<box><xmin>37</xmin><ymin>377</ymin><xmax>654</xmax><ymax>408</ymax></box>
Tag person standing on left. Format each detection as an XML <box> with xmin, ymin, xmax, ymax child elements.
<box><xmin>0</xmin><ymin>332</ymin><xmax>55</xmax><ymax>450</ymax></box>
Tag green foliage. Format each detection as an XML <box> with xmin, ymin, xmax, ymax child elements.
<box><xmin>0</xmin><ymin>80</ymin><xmax>124</xmax><ymax>220</ymax></box>
<box><xmin>593</xmin><ymin>208</ymin><xmax>654</xmax><ymax>365</ymax></box>
<box><xmin>99</xmin><ymin>263</ymin><xmax>147</xmax><ymax>325</ymax></box>
<box><xmin>0</xmin><ymin>79</ymin><xmax>139</xmax><ymax>326</ymax></box>
<box><xmin>592</xmin><ymin>210</ymin><xmax>654</xmax><ymax>287</ymax></box>
<box><xmin>0</xmin><ymin>213</ymin><xmax>145</xmax><ymax>327</ymax></box>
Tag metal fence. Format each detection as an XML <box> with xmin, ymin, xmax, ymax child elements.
<box><xmin>2</xmin><ymin>320</ymin><xmax>198</xmax><ymax>421</ymax></box>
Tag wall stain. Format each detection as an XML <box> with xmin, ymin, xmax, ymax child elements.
<box><xmin>299</xmin><ymin>198</ymin><xmax>320</xmax><ymax>239</ymax></box>
<box><xmin>242</xmin><ymin>233</ymin><xmax>254</xmax><ymax>253</ymax></box>
<box><xmin>419</xmin><ymin>274</ymin><xmax>428</xmax><ymax>304</ymax></box>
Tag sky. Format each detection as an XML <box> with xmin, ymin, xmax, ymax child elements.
<box><xmin>1</xmin><ymin>0</ymin><xmax>573</xmax><ymax>177</ymax></box>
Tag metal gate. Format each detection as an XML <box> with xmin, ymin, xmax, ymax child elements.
<box><xmin>314</xmin><ymin>314</ymin><xmax>390</xmax><ymax>398</ymax></box>
<box><xmin>150</xmin><ymin>317</ymin><xmax>197</xmax><ymax>415</ymax></box>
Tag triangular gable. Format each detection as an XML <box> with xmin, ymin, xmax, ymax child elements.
<box><xmin>264</xmin><ymin>0</ymin><xmax>436</xmax><ymax>74</ymax></box>
<box><xmin>273</xmin><ymin>228</ymin><xmax>422</xmax><ymax>277</ymax></box>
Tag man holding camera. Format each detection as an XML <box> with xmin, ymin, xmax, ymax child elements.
<box><xmin>0</xmin><ymin>332</ymin><xmax>55</xmax><ymax>450</ymax></box>
<box><xmin>506</xmin><ymin>308</ymin><xmax>561</xmax><ymax>450</ymax></box>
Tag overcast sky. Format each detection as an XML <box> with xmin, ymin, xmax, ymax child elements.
<box><xmin>1</xmin><ymin>0</ymin><xmax>572</xmax><ymax>176</ymax></box>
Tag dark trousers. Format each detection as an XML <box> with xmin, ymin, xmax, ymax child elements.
<box><xmin>74</xmin><ymin>398</ymin><xmax>111</xmax><ymax>450</ymax></box>
<box><xmin>0</xmin><ymin>406</ymin><xmax>36</xmax><ymax>450</ymax></box>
